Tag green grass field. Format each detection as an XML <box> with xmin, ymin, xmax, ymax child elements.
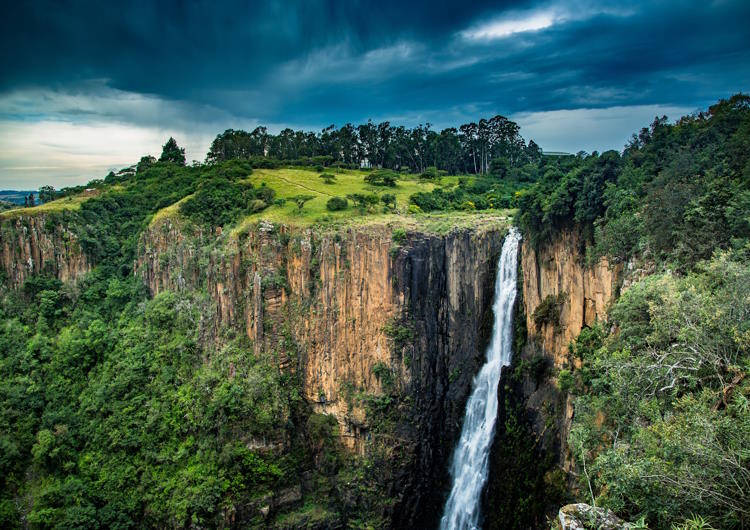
<box><xmin>0</xmin><ymin>193</ymin><xmax>91</xmax><ymax>219</ymax></box>
<box><xmin>140</xmin><ymin>167</ymin><xmax>515</xmax><ymax>235</ymax></box>
<box><xmin>231</xmin><ymin>168</ymin><xmax>515</xmax><ymax>234</ymax></box>
<box><xmin>242</xmin><ymin>167</ymin><xmax>444</xmax><ymax>223</ymax></box>
<box><xmin>1</xmin><ymin>167</ymin><xmax>515</xmax><ymax>236</ymax></box>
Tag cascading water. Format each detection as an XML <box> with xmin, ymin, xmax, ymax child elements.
<box><xmin>440</xmin><ymin>227</ymin><xmax>521</xmax><ymax>530</ymax></box>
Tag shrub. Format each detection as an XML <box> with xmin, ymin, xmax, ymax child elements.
<box><xmin>319</xmin><ymin>173</ymin><xmax>336</xmax><ymax>184</ymax></box>
<box><xmin>381</xmin><ymin>193</ymin><xmax>396</xmax><ymax>210</ymax></box>
<box><xmin>364</xmin><ymin>170</ymin><xmax>398</xmax><ymax>187</ymax></box>
<box><xmin>326</xmin><ymin>197</ymin><xmax>348</xmax><ymax>211</ymax></box>
<box><xmin>391</xmin><ymin>228</ymin><xmax>407</xmax><ymax>244</ymax></box>
<box><xmin>532</xmin><ymin>293</ymin><xmax>567</xmax><ymax>327</ymax></box>
<box><xmin>372</xmin><ymin>362</ymin><xmax>395</xmax><ymax>390</ymax></box>
<box><xmin>180</xmin><ymin>176</ymin><xmax>273</xmax><ymax>227</ymax></box>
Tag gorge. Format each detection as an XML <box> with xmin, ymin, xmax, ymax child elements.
<box><xmin>1</xmin><ymin>95</ymin><xmax>748</xmax><ymax>529</ymax></box>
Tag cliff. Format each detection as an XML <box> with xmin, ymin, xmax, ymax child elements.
<box><xmin>0</xmin><ymin>214</ymin><xmax>91</xmax><ymax>288</ymax></box>
<box><xmin>521</xmin><ymin>229</ymin><xmax>621</xmax><ymax>367</ymax></box>
<box><xmin>136</xmin><ymin>215</ymin><xmax>510</xmax><ymax>526</ymax></box>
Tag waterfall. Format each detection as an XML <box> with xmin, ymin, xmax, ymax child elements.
<box><xmin>440</xmin><ymin>227</ymin><xmax>521</xmax><ymax>530</ymax></box>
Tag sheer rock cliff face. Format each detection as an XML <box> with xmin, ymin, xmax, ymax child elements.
<box><xmin>520</xmin><ymin>229</ymin><xmax>622</xmax><ymax>466</ymax></box>
<box><xmin>522</xmin><ymin>229</ymin><xmax>622</xmax><ymax>368</ymax></box>
<box><xmin>137</xmin><ymin>218</ymin><xmax>507</xmax><ymax>526</ymax></box>
<box><xmin>0</xmin><ymin>215</ymin><xmax>91</xmax><ymax>288</ymax></box>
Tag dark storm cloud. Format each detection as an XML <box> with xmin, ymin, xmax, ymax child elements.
<box><xmin>2</xmin><ymin>0</ymin><xmax>749</xmax><ymax>123</ymax></box>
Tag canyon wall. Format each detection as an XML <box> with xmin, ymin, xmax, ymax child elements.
<box><xmin>520</xmin><ymin>228</ymin><xmax>623</xmax><ymax>467</ymax></box>
<box><xmin>0</xmin><ymin>214</ymin><xmax>91</xmax><ymax>288</ymax></box>
<box><xmin>4</xmin><ymin>210</ymin><xmax>623</xmax><ymax>527</ymax></box>
<box><xmin>136</xmin><ymin>217</ymin><xmax>508</xmax><ymax>526</ymax></box>
<box><xmin>521</xmin><ymin>229</ymin><xmax>622</xmax><ymax>367</ymax></box>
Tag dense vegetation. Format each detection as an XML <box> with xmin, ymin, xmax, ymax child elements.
<box><xmin>205</xmin><ymin>116</ymin><xmax>541</xmax><ymax>175</ymax></box>
<box><xmin>518</xmin><ymin>94</ymin><xmax>750</xmax><ymax>270</ymax></box>
<box><xmin>517</xmin><ymin>95</ymin><xmax>750</xmax><ymax>528</ymax></box>
<box><xmin>179</xmin><ymin>162</ymin><xmax>274</xmax><ymax>227</ymax></box>
<box><xmin>0</xmin><ymin>142</ymin><xmax>412</xmax><ymax>528</ymax></box>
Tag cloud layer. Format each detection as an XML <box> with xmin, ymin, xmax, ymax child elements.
<box><xmin>1</xmin><ymin>0</ymin><xmax>749</xmax><ymax>187</ymax></box>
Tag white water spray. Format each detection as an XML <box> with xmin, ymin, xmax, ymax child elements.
<box><xmin>440</xmin><ymin>227</ymin><xmax>521</xmax><ymax>530</ymax></box>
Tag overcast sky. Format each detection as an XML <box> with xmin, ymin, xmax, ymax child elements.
<box><xmin>1</xmin><ymin>0</ymin><xmax>749</xmax><ymax>188</ymax></box>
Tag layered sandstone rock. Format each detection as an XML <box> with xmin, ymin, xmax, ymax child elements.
<box><xmin>522</xmin><ymin>229</ymin><xmax>622</xmax><ymax>367</ymax></box>
<box><xmin>0</xmin><ymin>214</ymin><xmax>91</xmax><ymax>287</ymax></box>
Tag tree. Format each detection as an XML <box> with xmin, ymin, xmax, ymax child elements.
<box><xmin>319</xmin><ymin>173</ymin><xmax>336</xmax><ymax>184</ymax></box>
<box><xmin>159</xmin><ymin>137</ymin><xmax>186</xmax><ymax>165</ymax></box>
<box><xmin>291</xmin><ymin>195</ymin><xmax>315</xmax><ymax>211</ymax></box>
<box><xmin>136</xmin><ymin>155</ymin><xmax>156</xmax><ymax>174</ymax></box>
<box><xmin>381</xmin><ymin>193</ymin><xmax>396</xmax><ymax>210</ymax></box>
<box><xmin>38</xmin><ymin>186</ymin><xmax>56</xmax><ymax>203</ymax></box>
<box><xmin>347</xmin><ymin>193</ymin><xmax>380</xmax><ymax>211</ymax></box>
<box><xmin>27</xmin><ymin>193</ymin><xmax>35</xmax><ymax>207</ymax></box>
<box><xmin>364</xmin><ymin>170</ymin><xmax>398</xmax><ymax>187</ymax></box>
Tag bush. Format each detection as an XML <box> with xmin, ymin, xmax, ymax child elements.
<box><xmin>326</xmin><ymin>197</ymin><xmax>348</xmax><ymax>211</ymax></box>
<box><xmin>532</xmin><ymin>293</ymin><xmax>566</xmax><ymax>327</ymax></box>
<box><xmin>364</xmin><ymin>170</ymin><xmax>398</xmax><ymax>187</ymax></box>
<box><xmin>180</xmin><ymin>176</ymin><xmax>273</xmax><ymax>227</ymax></box>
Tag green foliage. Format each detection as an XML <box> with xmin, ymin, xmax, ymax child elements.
<box><xmin>671</xmin><ymin>515</ymin><xmax>717</xmax><ymax>530</ymax></box>
<box><xmin>364</xmin><ymin>169</ymin><xmax>398</xmax><ymax>187</ymax></box>
<box><xmin>372</xmin><ymin>362</ymin><xmax>394</xmax><ymax>390</ymax></box>
<box><xmin>409</xmin><ymin>176</ymin><xmax>524</xmax><ymax>212</ymax></box>
<box><xmin>319</xmin><ymin>173</ymin><xmax>336</xmax><ymax>184</ymax></box>
<box><xmin>420</xmin><ymin>166</ymin><xmax>440</xmax><ymax>179</ymax></box>
<box><xmin>347</xmin><ymin>192</ymin><xmax>380</xmax><ymax>211</ymax></box>
<box><xmin>380</xmin><ymin>193</ymin><xmax>396</xmax><ymax>210</ymax></box>
<box><xmin>290</xmin><ymin>194</ymin><xmax>315</xmax><ymax>211</ymax></box>
<box><xmin>180</xmin><ymin>174</ymin><xmax>273</xmax><ymax>227</ymax></box>
<box><xmin>391</xmin><ymin>228</ymin><xmax>407</xmax><ymax>245</ymax></box>
<box><xmin>518</xmin><ymin>94</ymin><xmax>750</xmax><ymax>270</ymax></box>
<box><xmin>532</xmin><ymin>293</ymin><xmax>567</xmax><ymax>327</ymax></box>
<box><xmin>383</xmin><ymin>319</ymin><xmax>414</xmax><ymax>350</ymax></box>
<box><xmin>38</xmin><ymin>185</ymin><xmax>57</xmax><ymax>203</ymax></box>
<box><xmin>569</xmin><ymin>252</ymin><xmax>750</xmax><ymax>529</ymax></box>
<box><xmin>325</xmin><ymin>196</ymin><xmax>348</xmax><ymax>211</ymax></box>
<box><xmin>0</xmin><ymin>278</ymin><xmax>298</xmax><ymax>528</ymax></box>
<box><xmin>64</xmin><ymin>160</ymin><xmax>264</xmax><ymax>269</ymax></box>
<box><xmin>159</xmin><ymin>137</ymin><xmax>186</xmax><ymax>165</ymax></box>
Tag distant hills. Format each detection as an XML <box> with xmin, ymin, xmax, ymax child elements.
<box><xmin>0</xmin><ymin>190</ymin><xmax>38</xmax><ymax>205</ymax></box>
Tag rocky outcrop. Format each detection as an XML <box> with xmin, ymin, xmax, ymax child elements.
<box><xmin>522</xmin><ymin>229</ymin><xmax>622</xmax><ymax>367</ymax></box>
<box><xmin>520</xmin><ymin>229</ymin><xmax>623</xmax><ymax>470</ymax></box>
<box><xmin>137</xmin><ymin>217</ymin><xmax>508</xmax><ymax>526</ymax></box>
<box><xmin>559</xmin><ymin>503</ymin><xmax>633</xmax><ymax>530</ymax></box>
<box><xmin>0</xmin><ymin>214</ymin><xmax>91</xmax><ymax>288</ymax></box>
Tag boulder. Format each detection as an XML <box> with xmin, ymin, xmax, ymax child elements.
<box><xmin>558</xmin><ymin>503</ymin><xmax>631</xmax><ymax>530</ymax></box>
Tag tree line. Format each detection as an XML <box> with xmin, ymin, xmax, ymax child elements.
<box><xmin>205</xmin><ymin>117</ymin><xmax>542</xmax><ymax>175</ymax></box>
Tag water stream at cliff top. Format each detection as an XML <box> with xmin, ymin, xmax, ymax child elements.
<box><xmin>440</xmin><ymin>227</ymin><xmax>521</xmax><ymax>530</ymax></box>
